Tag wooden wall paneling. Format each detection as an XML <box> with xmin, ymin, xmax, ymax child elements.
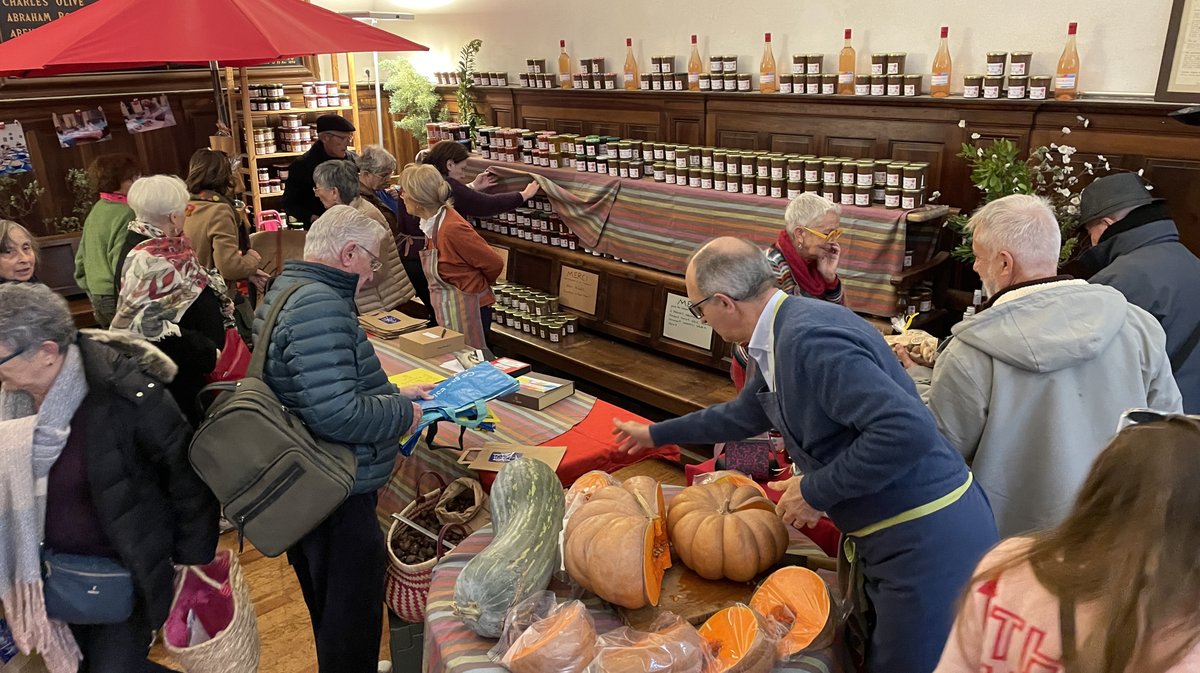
<box><xmin>888</xmin><ymin>140</ymin><xmax>947</xmax><ymax>190</ymax></box>
<box><xmin>508</xmin><ymin>248</ymin><xmax>556</xmax><ymax>291</ymax></box>
<box><xmin>769</xmin><ymin>133</ymin><xmax>815</xmax><ymax>155</ymax></box>
<box><xmin>627</xmin><ymin>124</ymin><xmax>661</xmax><ymax>141</ymax></box>
<box><xmin>602</xmin><ymin>273</ymin><xmax>658</xmax><ymax>343</ymax></box>
<box><xmin>669</xmin><ymin>117</ymin><xmax>701</xmax><ymax>145</ymax></box>
<box><xmin>825</xmin><ymin>136</ymin><xmax>876</xmax><ymax>158</ymax></box>
<box><xmin>555</xmin><ymin>119</ymin><xmax>586</xmax><ymax>135</ymax></box>
<box><xmin>524</xmin><ymin>117</ymin><xmax>553</xmax><ymax>132</ymax></box>
<box><xmin>715</xmin><ymin>129</ymin><xmax>759</xmax><ymax>149</ymax></box>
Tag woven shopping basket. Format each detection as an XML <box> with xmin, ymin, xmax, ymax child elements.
<box><xmin>162</xmin><ymin>548</ymin><xmax>260</xmax><ymax>673</ymax></box>
<box><xmin>385</xmin><ymin>472</ymin><xmax>483</xmax><ymax>623</ymax></box>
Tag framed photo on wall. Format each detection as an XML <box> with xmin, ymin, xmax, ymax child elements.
<box><xmin>1157</xmin><ymin>0</ymin><xmax>1200</xmax><ymax>102</ymax></box>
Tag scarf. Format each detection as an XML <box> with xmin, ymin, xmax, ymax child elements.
<box><xmin>776</xmin><ymin>230</ymin><xmax>836</xmax><ymax>298</ymax></box>
<box><xmin>0</xmin><ymin>346</ymin><xmax>87</xmax><ymax>673</ymax></box>
<box><xmin>419</xmin><ymin>206</ymin><xmax>446</xmax><ymax>241</ymax></box>
<box><xmin>110</xmin><ymin>221</ymin><xmax>234</xmax><ymax>339</ymax></box>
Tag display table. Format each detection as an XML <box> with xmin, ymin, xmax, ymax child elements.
<box><xmin>422</xmin><ymin>484</ymin><xmax>844</xmax><ymax>673</ymax></box>
<box><xmin>370</xmin><ymin>336</ymin><xmax>680</xmax><ymax>527</ymax></box>
<box><xmin>468</xmin><ymin>157</ymin><xmax>945</xmax><ymax>317</ymax></box>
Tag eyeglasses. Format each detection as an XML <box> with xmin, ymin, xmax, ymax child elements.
<box><xmin>1117</xmin><ymin>408</ymin><xmax>1200</xmax><ymax>433</ymax></box>
<box><xmin>0</xmin><ymin>345</ymin><xmax>29</xmax><ymax>367</ymax></box>
<box><xmin>802</xmin><ymin>226</ymin><xmax>844</xmax><ymax>244</ymax></box>
<box><xmin>323</xmin><ymin>132</ymin><xmax>353</xmax><ymax>143</ymax></box>
<box><xmin>688</xmin><ymin>294</ymin><xmax>717</xmax><ymax>320</ymax></box>
<box><xmin>356</xmin><ymin>244</ymin><xmax>383</xmax><ymax>272</ymax></box>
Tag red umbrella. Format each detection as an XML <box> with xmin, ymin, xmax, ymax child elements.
<box><xmin>0</xmin><ymin>0</ymin><xmax>427</xmax><ymax>77</ymax></box>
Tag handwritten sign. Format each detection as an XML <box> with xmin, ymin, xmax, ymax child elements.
<box><xmin>491</xmin><ymin>245</ymin><xmax>509</xmax><ymax>280</ymax></box>
<box><xmin>662</xmin><ymin>292</ymin><xmax>714</xmax><ymax>350</ymax></box>
<box><xmin>558</xmin><ymin>265</ymin><xmax>599</xmax><ymax>315</ymax></box>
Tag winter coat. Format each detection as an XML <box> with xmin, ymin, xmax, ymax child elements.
<box><xmin>917</xmin><ymin>280</ymin><xmax>1182</xmax><ymax>536</ymax></box>
<box><xmin>74</xmin><ymin>330</ymin><xmax>220</xmax><ymax>626</ymax></box>
<box><xmin>73</xmin><ymin>199</ymin><xmax>135</xmax><ymax>298</ymax></box>
<box><xmin>253</xmin><ymin>261</ymin><xmax>414</xmax><ymax>494</ymax></box>
<box><xmin>184</xmin><ymin>192</ymin><xmax>261</xmax><ymax>285</ymax></box>
<box><xmin>1082</xmin><ymin>214</ymin><xmax>1200</xmax><ymax>413</ymax></box>
<box><xmin>282</xmin><ymin>142</ymin><xmax>352</xmax><ymax>227</ymax></box>
<box><xmin>350</xmin><ymin>196</ymin><xmax>415</xmax><ymax>314</ymax></box>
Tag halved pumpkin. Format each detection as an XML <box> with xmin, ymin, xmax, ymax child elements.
<box><xmin>749</xmin><ymin>566</ymin><xmax>831</xmax><ymax>657</ymax></box>
<box><xmin>564</xmin><ymin>476</ymin><xmax>671</xmax><ymax>609</ymax></box>
<box><xmin>501</xmin><ymin>600</ymin><xmax>597</xmax><ymax>673</ymax></box>
<box><xmin>668</xmin><ymin>481</ymin><xmax>789</xmax><ymax>582</ymax></box>
<box><xmin>698</xmin><ymin>605</ymin><xmax>776</xmax><ymax>673</ymax></box>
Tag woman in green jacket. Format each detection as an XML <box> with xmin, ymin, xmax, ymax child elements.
<box><xmin>73</xmin><ymin>153</ymin><xmax>140</xmax><ymax>327</ymax></box>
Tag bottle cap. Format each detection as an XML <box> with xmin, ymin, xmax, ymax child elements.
<box><xmin>765</xmin><ymin>32</ymin><xmax>771</xmax><ymax>42</ymax></box>
<box><xmin>845</xmin><ymin>28</ymin><xmax>852</xmax><ymax>39</ymax></box>
<box><xmin>1068</xmin><ymin>22</ymin><xmax>1078</xmax><ymax>35</ymax></box>
<box><xmin>560</xmin><ymin>39</ymin><xmax>565</xmax><ymax>48</ymax></box>
<box><xmin>692</xmin><ymin>34</ymin><xmax>698</xmax><ymax>44</ymax></box>
<box><xmin>626</xmin><ymin>38</ymin><xmax>632</xmax><ymax>47</ymax></box>
<box><xmin>941</xmin><ymin>26</ymin><xmax>949</xmax><ymax>39</ymax></box>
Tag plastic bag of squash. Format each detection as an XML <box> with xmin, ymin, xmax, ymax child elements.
<box><xmin>490</xmin><ymin>592</ymin><xmax>597</xmax><ymax>673</ymax></box>
<box><xmin>749</xmin><ymin>566</ymin><xmax>837</xmax><ymax>659</ymax></box>
<box><xmin>585</xmin><ymin>612</ymin><xmax>711</xmax><ymax>673</ymax></box>
<box><xmin>696</xmin><ymin>604</ymin><xmax>782</xmax><ymax>673</ymax></box>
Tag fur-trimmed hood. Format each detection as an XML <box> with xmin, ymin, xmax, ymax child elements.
<box><xmin>80</xmin><ymin>328</ymin><xmax>178</xmax><ymax>383</ymax></box>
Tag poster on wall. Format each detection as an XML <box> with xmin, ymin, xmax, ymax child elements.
<box><xmin>1157</xmin><ymin>0</ymin><xmax>1200</xmax><ymax>101</ymax></box>
<box><xmin>120</xmin><ymin>95</ymin><xmax>177</xmax><ymax>134</ymax></box>
<box><xmin>662</xmin><ymin>292</ymin><xmax>714</xmax><ymax>350</ymax></box>
<box><xmin>52</xmin><ymin>107</ymin><xmax>111</xmax><ymax>149</ymax></box>
<box><xmin>0</xmin><ymin>121</ymin><xmax>33</xmax><ymax>176</ymax></box>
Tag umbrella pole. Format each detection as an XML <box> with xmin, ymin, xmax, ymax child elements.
<box><xmin>210</xmin><ymin>60</ymin><xmax>229</xmax><ymax>129</ymax></box>
<box><xmin>373</xmin><ymin>50</ymin><xmax>384</xmax><ymax>144</ymax></box>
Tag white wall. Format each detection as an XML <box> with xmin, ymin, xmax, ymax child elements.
<box><xmin>316</xmin><ymin>0</ymin><xmax>1173</xmax><ymax>96</ymax></box>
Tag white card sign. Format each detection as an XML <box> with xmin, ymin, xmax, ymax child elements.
<box><xmin>558</xmin><ymin>265</ymin><xmax>599</xmax><ymax>315</ymax></box>
<box><xmin>662</xmin><ymin>292</ymin><xmax>714</xmax><ymax>350</ymax></box>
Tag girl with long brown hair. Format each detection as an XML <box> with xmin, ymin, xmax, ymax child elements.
<box><xmin>936</xmin><ymin>413</ymin><xmax>1200</xmax><ymax>673</ymax></box>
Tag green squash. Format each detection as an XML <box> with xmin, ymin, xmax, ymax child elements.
<box><xmin>452</xmin><ymin>457</ymin><xmax>565</xmax><ymax>637</ymax></box>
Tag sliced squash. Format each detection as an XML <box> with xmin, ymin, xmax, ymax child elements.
<box><xmin>564</xmin><ymin>476</ymin><xmax>670</xmax><ymax>609</ymax></box>
<box><xmin>698</xmin><ymin>605</ymin><xmax>776</xmax><ymax>673</ymax></box>
<box><xmin>749</xmin><ymin>566</ymin><xmax>832</xmax><ymax>657</ymax></box>
<box><xmin>588</xmin><ymin>617</ymin><xmax>706</xmax><ymax>673</ymax></box>
<box><xmin>502</xmin><ymin>600</ymin><xmax>597</xmax><ymax>673</ymax></box>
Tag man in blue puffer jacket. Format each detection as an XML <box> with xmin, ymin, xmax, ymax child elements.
<box><xmin>253</xmin><ymin>204</ymin><xmax>429</xmax><ymax>673</ymax></box>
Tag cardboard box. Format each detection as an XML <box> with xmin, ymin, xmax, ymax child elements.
<box><xmin>463</xmin><ymin>443</ymin><xmax>567</xmax><ymax>472</ymax></box>
<box><xmin>501</xmin><ymin>373</ymin><xmax>576</xmax><ymax>411</ymax></box>
<box><xmin>359</xmin><ymin>310</ymin><xmax>426</xmax><ymax>338</ymax></box>
<box><xmin>393</xmin><ymin>327</ymin><xmax>466</xmax><ymax>360</ymax></box>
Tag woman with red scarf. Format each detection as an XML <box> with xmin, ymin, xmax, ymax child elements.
<box><xmin>730</xmin><ymin>194</ymin><xmax>845</xmax><ymax>390</ymax></box>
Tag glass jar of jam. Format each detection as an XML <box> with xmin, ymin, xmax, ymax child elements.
<box><xmin>871</xmin><ymin>76</ymin><xmax>886</xmax><ymax>96</ymax></box>
<box><xmin>963</xmin><ymin>74</ymin><xmax>984</xmax><ymax>98</ymax></box>
<box><xmin>986</xmin><ymin>52</ymin><xmax>1007</xmax><ymax>77</ymax></box>
<box><xmin>983</xmin><ymin>76</ymin><xmax>1003</xmax><ymax>99</ymax></box>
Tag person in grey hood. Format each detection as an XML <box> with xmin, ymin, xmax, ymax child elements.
<box><xmin>897</xmin><ymin>194</ymin><xmax>1182</xmax><ymax>537</ymax></box>
<box><xmin>1078</xmin><ymin>172</ymin><xmax>1200</xmax><ymax>413</ymax></box>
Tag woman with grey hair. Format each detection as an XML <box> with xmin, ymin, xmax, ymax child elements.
<box><xmin>730</xmin><ymin>193</ymin><xmax>847</xmax><ymax>390</ymax></box>
<box><xmin>0</xmin><ymin>282</ymin><xmax>217</xmax><ymax>673</ymax></box>
<box><xmin>111</xmin><ymin>175</ymin><xmax>232</xmax><ymax>426</ymax></box>
<box><xmin>0</xmin><ymin>219</ymin><xmax>38</xmax><ymax>284</ymax></box>
<box><xmin>314</xmin><ymin>158</ymin><xmax>415</xmax><ymax>314</ymax></box>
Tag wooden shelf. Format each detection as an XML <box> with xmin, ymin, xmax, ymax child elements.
<box><xmin>249</xmin><ymin>105</ymin><xmax>352</xmax><ymax>116</ymax></box>
<box><xmin>254</xmin><ymin>151</ymin><xmax>304</xmax><ymax>159</ymax></box>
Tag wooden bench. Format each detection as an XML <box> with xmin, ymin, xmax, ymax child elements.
<box><xmin>489</xmin><ymin>322</ymin><xmax>736</xmax><ymax>417</ymax></box>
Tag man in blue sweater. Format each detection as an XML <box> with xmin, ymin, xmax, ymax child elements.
<box><xmin>614</xmin><ymin>237</ymin><xmax>998</xmax><ymax>673</ymax></box>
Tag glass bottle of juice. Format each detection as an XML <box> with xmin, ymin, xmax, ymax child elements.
<box><xmin>624</xmin><ymin>38</ymin><xmax>639</xmax><ymax>90</ymax></box>
<box><xmin>760</xmin><ymin>32</ymin><xmax>778</xmax><ymax>93</ymax></box>
<box><xmin>1055</xmin><ymin>22</ymin><xmax>1080</xmax><ymax>100</ymax></box>
<box><xmin>838</xmin><ymin>28</ymin><xmax>856</xmax><ymax>95</ymax></box>
<box><xmin>688</xmin><ymin>34</ymin><xmax>703</xmax><ymax>91</ymax></box>
<box><xmin>930</xmin><ymin>26</ymin><xmax>952</xmax><ymax>98</ymax></box>
<box><xmin>558</xmin><ymin>40</ymin><xmax>573</xmax><ymax>89</ymax></box>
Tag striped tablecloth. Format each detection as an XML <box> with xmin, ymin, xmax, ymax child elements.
<box><xmin>467</xmin><ymin>157</ymin><xmax>916</xmax><ymax>317</ymax></box>
<box><xmin>423</xmin><ymin>485</ymin><xmax>842</xmax><ymax>673</ymax></box>
<box><xmin>370</xmin><ymin>337</ymin><xmax>596</xmax><ymax>529</ymax></box>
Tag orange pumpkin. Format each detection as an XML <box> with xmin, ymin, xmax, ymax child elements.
<box><xmin>749</xmin><ymin>566</ymin><xmax>831</xmax><ymax>657</ymax></box>
<box><xmin>564</xmin><ymin>475</ymin><xmax>671</xmax><ymax>609</ymax></box>
<box><xmin>588</xmin><ymin>617</ymin><xmax>707</xmax><ymax>673</ymax></box>
<box><xmin>501</xmin><ymin>600</ymin><xmax>597</xmax><ymax>673</ymax></box>
<box><xmin>698</xmin><ymin>605</ymin><xmax>776</xmax><ymax>673</ymax></box>
<box><xmin>667</xmin><ymin>481</ymin><xmax>789</xmax><ymax>582</ymax></box>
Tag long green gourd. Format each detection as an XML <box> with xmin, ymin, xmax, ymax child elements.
<box><xmin>452</xmin><ymin>457</ymin><xmax>565</xmax><ymax>637</ymax></box>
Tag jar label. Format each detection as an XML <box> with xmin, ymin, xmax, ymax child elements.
<box><xmin>619</xmin><ymin>167</ymin><xmax>628</xmax><ymax>178</ymax></box>
<box><xmin>871</xmin><ymin>84</ymin><xmax>885</xmax><ymax>96</ymax></box>
<box><xmin>1055</xmin><ymin>74</ymin><xmax>1076</xmax><ymax>90</ymax></box>
<box><xmin>1029</xmin><ymin>86</ymin><xmax>1047</xmax><ymax>100</ymax></box>
<box><xmin>902</xmin><ymin>195</ymin><xmax>916</xmax><ymax>209</ymax></box>
<box><xmin>840</xmin><ymin>192</ymin><xmax>854</xmax><ymax>205</ymax></box>
<box><xmin>788</xmin><ymin>169</ymin><xmax>803</xmax><ymax>181</ymax></box>
<box><xmin>640</xmin><ymin>80</ymin><xmax>650</xmax><ymax>90</ymax></box>
<box><xmin>742</xmin><ymin>165</ymin><xmax>755</xmax><ymax>176</ymax></box>
<box><xmin>727</xmin><ymin>181</ymin><xmax>740</xmax><ymax>193</ymax></box>
<box><xmin>964</xmin><ymin>85</ymin><xmax>980</xmax><ymax>98</ymax></box>
<box><xmin>665</xmin><ymin>174</ymin><xmax>676</xmax><ymax>184</ymax></box>
<box><xmin>1008</xmin><ymin>86</ymin><xmax>1026</xmax><ymax>99</ymax></box>
<box><xmin>824</xmin><ymin>170</ymin><xmax>838</xmax><ymax>183</ymax></box>
<box><xmin>986</xmin><ymin>63</ymin><xmax>1004</xmax><ymax>76</ymax></box>
<box><xmin>821</xmin><ymin>83</ymin><xmax>835</xmax><ymax>94</ymax></box>
<box><xmin>856</xmin><ymin>193</ymin><xmax>870</xmax><ymax>206</ymax></box>
<box><xmin>807</xmin><ymin>83</ymin><xmax>820</xmax><ymax>94</ymax></box>
<box><xmin>904</xmin><ymin>84</ymin><xmax>917</xmax><ymax>96</ymax></box>
<box><xmin>702</xmin><ymin>178</ymin><xmax>713</xmax><ymax>189</ymax></box>
<box><xmin>903</xmin><ymin>176</ymin><xmax>918</xmax><ymax>189</ymax></box>
<box><xmin>887</xmin><ymin>175</ymin><xmax>901</xmax><ymax>187</ymax></box>
<box><xmin>874</xmin><ymin>170</ymin><xmax>888</xmax><ymax>184</ymax></box>
<box><xmin>712</xmin><ymin>79</ymin><xmax>724</xmax><ymax>90</ymax></box>
<box><xmin>739</xmin><ymin>80</ymin><xmax>751</xmax><ymax>91</ymax></box>
<box><xmin>805</xmin><ymin>169</ymin><xmax>819</xmax><ymax>182</ymax></box>
<box><xmin>983</xmin><ymin>85</ymin><xmax>1000</xmax><ymax>99</ymax></box>
<box><xmin>824</xmin><ymin>192</ymin><xmax>836</xmax><ymax>203</ymax></box>
<box><xmin>690</xmin><ymin>177</ymin><xmax>701</xmax><ymax>187</ymax></box>
<box><xmin>757</xmin><ymin>185</ymin><xmax>769</xmax><ymax>196</ymax></box>
<box><xmin>771</xmin><ymin>167</ymin><xmax>784</xmax><ymax>179</ymax></box>
<box><xmin>887</xmin><ymin>63</ymin><xmax>900</xmax><ymax>75</ymax></box>
<box><xmin>839</xmin><ymin>72</ymin><xmax>855</xmax><ymax>84</ymax></box>
<box><xmin>715</xmin><ymin>179</ymin><xmax>726</xmax><ymax>190</ymax></box>
<box><xmin>676</xmin><ymin>158</ymin><xmax>688</xmax><ymax>169</ymax></box>
<box><xmin>714</xmin><ymin>161</ymin><xmax>725</xmax><ymax>173</ymax></box>
<box><xmin>857</xmin><ymin>174</ymin><xmax>873</xmax><ymax>187</ymax></box>
<box><xmin>702</xmin><ymin>157</ymin><xmax>713</xmax><ymax>168</ymax></box>
<box><xmin>1011</xmin><ymin>63</ymin><xmax>1027</xmax><ymax>76</ymax></box>
<box><xmin>807</xmin><ymin>64</ymin><xmax>821</xmax><ymax>75</ymax></box>
<box><xmin>577</xmin><ymin>161</ymin><xmax>588</xmax><ymax>173</ymax></box>
<box><xmin>654</xmin><ymin>169</ymin><xmax>665</xmax><ymax>180</ymax></box>
<box><xmin>887</xmin><ymin>85</ymin><xmax>901</xmax><ymax>96</ymax></box>
<box><xmin>841</xmin><ymin>174</ymin><xmax>855</xmax><ymax>186</ymax></box>
<box><xmin>742</xmin><ymin>183</ymin><xmax>755</xmax><ymax>194</ymax></box>
<box><xmin>724</xmin><ymin>62</ymin><xmax>738</xmax><ymax>73</ymax></box>
<box><xmin>792</xmin><ymin>64</ymin><xmax>805</xmax><ymax>75</ymax></box>
<box><xmin>871</xmin><ymin>64</ymin><xmax>884</xmax><ymax>75</ymax></box>
<box><xmin>931</xmin><ymin>73</ymin><xmax>950</xmax><ymax>86</ymax></box>
<box><xmin>700</xmin><ymin>79</ymin><xmax>711</xmax><ymax>90</ymax></box>
<box><xmin>780</xmin><ymin>83</ymin><xmax>793</xmax><ymax>93</ymax></box>
<box><xmin>771</xmin><ymin>186</ymin><xmax>783</xmax><ymax>198</ymax></box>
<box><xmin>756</xmin><ymin>166</ymin><xmax>769</xmax><ymax>178</ymax></box>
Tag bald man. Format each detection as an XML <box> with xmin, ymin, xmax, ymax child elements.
<box><xmin>614</xmin><ymin>237</ymin><xmax>997</xmax><ymax>673</ymax></box>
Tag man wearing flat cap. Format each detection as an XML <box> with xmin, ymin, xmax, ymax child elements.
<box><xmin>1079</xmin><ymin>172</ymin><xmax>1200</xmax><ymax>412</ymax></box>
<box><xmin>283</xmin><ymin>114</ymin><xmax>357</xmax><ymax>228</ymax></box>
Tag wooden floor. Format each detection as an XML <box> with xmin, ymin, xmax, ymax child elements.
<box><xmin>149</xmin><ymin>460</ymin><xmax>682</xmax><ymax>672</ymax></box>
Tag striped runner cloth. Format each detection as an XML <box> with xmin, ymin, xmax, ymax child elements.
<box><xmin>467</xmin><ymin>158</ymin><xmax>915</xmax><ymax>318</ymax></box>
<box><xmin>476</xmin><ymin>162</ymin><xmax>619</xmax><ymax>248</ymax></box>
<box><xmin>370</xmin><ymin>336</ymin><xmax>595</xmax><ymax>529</ymax></box>
<box><xmin>423</xmin><ymin>485</ymin><xmax>841</xmax><ymax>673</ymax></box>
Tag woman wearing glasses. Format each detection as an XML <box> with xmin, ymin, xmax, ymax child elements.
<box><xmin>398</xmin><ymin>164</ymin><xmax>503</xmax><ymax>349</ymax></box>
<box><xmin>936</xmin><ymin>411</ymin><xmax>1200</xmax><ymax>673</ymax></box>
<box><xmin>731</xmin><ymin>193</ymin><xmax>847</xmax><ymax>389</ymax></box>
<box><xmin>313</xmin><ymin>159</ymin><xmax>415</xmax><ymax>315</ymax></box>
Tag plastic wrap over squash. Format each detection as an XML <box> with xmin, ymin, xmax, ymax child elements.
<box><xmin>697</xmin><ymin>604</ymin><xmax>782</xmax><ymax>673</ymax></box>
<box><xmin>490</xmin><ymin>591</ymin><xmax>597</xmax><ymax>673</ymax></box>
<box><xmin>690</xmin><ymin>470</ymin><xmax>768</xmax><ymax>496</ymax></box>
<box><xmin>585</xmin><ymin>612</ymin><xmax>710</xmax><ymax>673</ymax></box>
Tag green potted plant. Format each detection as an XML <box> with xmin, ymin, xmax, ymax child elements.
<box><xmin>381</xmin><ymin>57</ymin><xmax>441</xmax><ymax>148</ymax></box>
<box><xmin>455</xmin><ymin>39</ymin><xmax>483</xmax><ymax>132</ymax></box>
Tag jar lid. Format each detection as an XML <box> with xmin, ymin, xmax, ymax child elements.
<box><xmin>1011</xmin><ymin>51</ymin><xmax>1033</xmax><ymax>57</ymax></box>
<box><xmin>986</xmin><ymin>51</ymin><xmax>1008</xmax><ymax>58</ymax></box>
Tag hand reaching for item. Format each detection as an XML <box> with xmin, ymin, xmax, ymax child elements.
<box><xmin>399</xmin><ymin>383</ymin><xmax>436</xmax><ymax>400</ymax></box>
<box><xmin>249</xmin><ymin>269</ymin><xmax>270</xmax><ymax>293</ymax></box>
<box><xmin>520</xmin><ymin>179</ymin><xmax>540</xmax><ymax>201</ymax></box>
<box><xmin>611</xmin><ymin>419</ymin><xmax>654</xmax><ymax>455</ymax></box>
<box><xmin>892</xmin><ymin>343</ymin><xmax>916</xmax><ymax>369</ymax></box>
<box><xmin>470</xmin><ymin>171</ymin><xmax>499</xmax><ymax>191</ymax></box>
<box><xmin>767</xmin><ymin>475</ymin><xmax>824</xmax><ymax>529</ymax></box>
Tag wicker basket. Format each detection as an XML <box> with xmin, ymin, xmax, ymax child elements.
<box><xmin>162</xmin><ymin>549</ymin><xmax>260</xmax><ymax>673</ymax></box>
<box><xmin>385</xmin><ymin>472</ymin><xmax>462</xmax><ymax>623</ymax></box>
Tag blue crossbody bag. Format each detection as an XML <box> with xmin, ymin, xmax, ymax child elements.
<box><xmin>42</xmin><ymin>550</ymin><xmax>135</xmax><ymax>625</ymax></box>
